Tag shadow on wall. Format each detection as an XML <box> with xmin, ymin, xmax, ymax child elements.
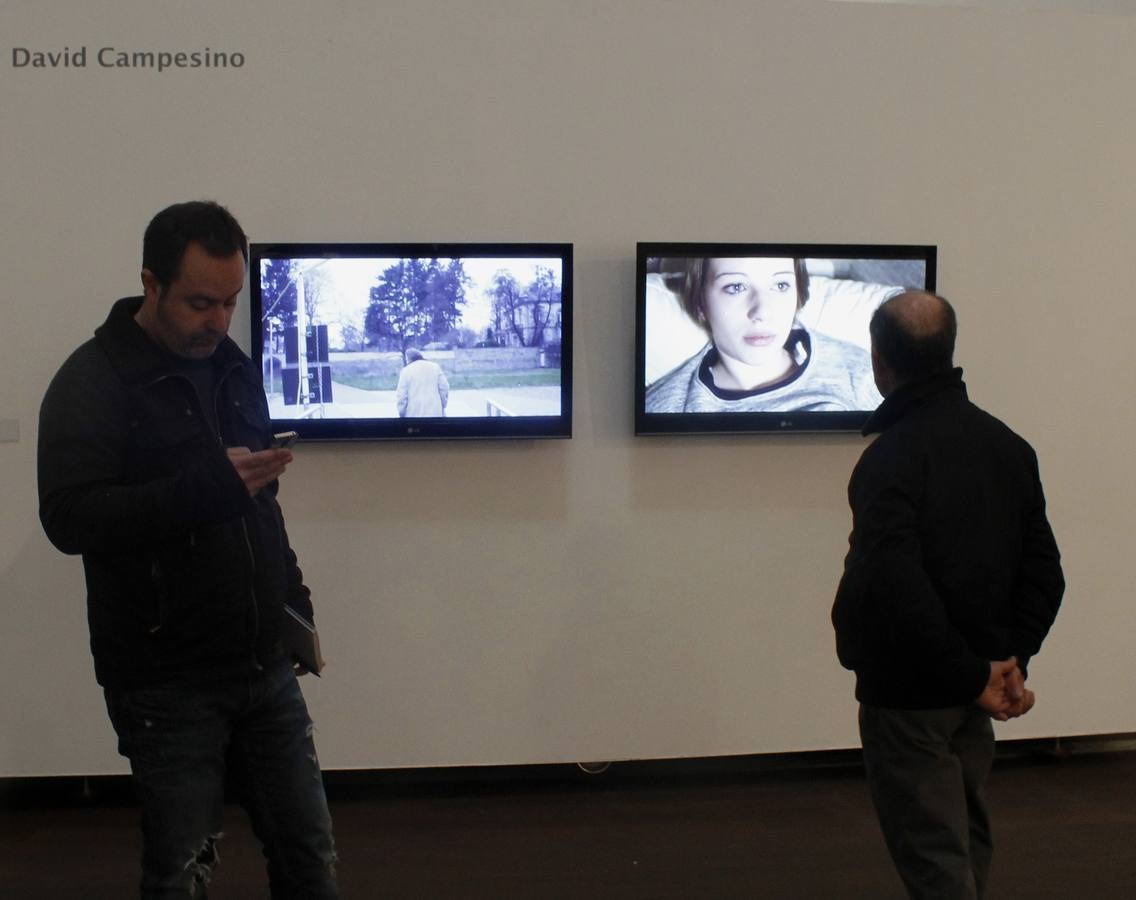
<box><xmin>275</xmin><ymin>437</ymin><xmax>573</xmax><ymax>527</ymax></box>
<box><xmin>0</xmin><ymin>533</ymin><xmax>121</xmax><ymax>776</ymax></box>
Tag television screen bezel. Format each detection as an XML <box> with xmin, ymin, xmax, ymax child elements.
<box><xmin>634</xmin><ymin>242</ymin><xmax>937</xmax><ymax>436</ymax></box>
<box><xmin>249</xmin><ymin>241</ymin><xmax>573</xmax><ymax>441</ymax></box>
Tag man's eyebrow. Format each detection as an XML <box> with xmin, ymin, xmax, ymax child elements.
<box><xmin>187</xmin><ymin>290</ymin><xmax>240</xmax><ymax>303</ymax></box>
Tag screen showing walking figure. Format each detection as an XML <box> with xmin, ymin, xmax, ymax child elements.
<box><xmin>250</xmin><ymin>243</ymin><xmax>572</xmax><ymax>440</ymax></box>
<box><xmin>635</xmin><ymin>242</ymin><xmax>936</xmax><ymax>435</ymax></box>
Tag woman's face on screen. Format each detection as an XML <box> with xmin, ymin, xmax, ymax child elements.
<box><xmin>702</xmin><ymin>257</ymin><xmax>798</xmax><ymax>368</ymax></box>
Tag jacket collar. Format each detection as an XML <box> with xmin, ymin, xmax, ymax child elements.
<box><xmin>94</xmin><ymin>296</ymin><xmax>249</xmax><ymax>385</ymax></box>
<box><xmin>862</xmin><ymin>367</ymin><xmax>967</xmax><ymax>435</ymax></box>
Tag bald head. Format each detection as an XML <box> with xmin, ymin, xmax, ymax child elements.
<box><xmin>869</xmin><ymin>290</ymin><xmax>957</xmax><ymax>396</ymax></box>
<box><xmin>884</xmin><ymin>290</ymin><xmax>952</xmax><ymax>338</ymax></box>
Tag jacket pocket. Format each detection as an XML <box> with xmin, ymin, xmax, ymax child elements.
<box><xmin>129</xmin><ymin>405</ymin><xmax>208</xmax><ymax>471</ymax></box>
<box><xmin>225</xmin><ymin>384</ymin><xmax>271</xmax><ymax>450</ymax></box>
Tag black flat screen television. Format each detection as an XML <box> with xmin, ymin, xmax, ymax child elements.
<box><xmin>249</xmin><ymin>243</ymin><xmax>572</xmax><ymax>440</ymax></box>
<box><xmin>635</xmin><ymin>242</ymin><xmax>937</xmax><ymax>435</ymax></box>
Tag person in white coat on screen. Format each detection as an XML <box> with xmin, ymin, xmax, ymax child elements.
<box><xmin>396</xmin><ymin>348</ymin><xmax>449</xmax><ymax>417</ymax></box>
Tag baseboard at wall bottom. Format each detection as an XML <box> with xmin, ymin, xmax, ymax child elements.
<box><xmin>4</xmin><ymin>732</ymin><xmax>1133</xmax><ymax>809</ymax></box>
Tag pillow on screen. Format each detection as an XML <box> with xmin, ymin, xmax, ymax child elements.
<box><xmin>643</xmin><ymin>274</ymin><xmax>708</xmax><ymax>384</ymax></box>
<box><xmin>799</xmin><ymin>275</ymin><xmax>903</xmax><ymax>352</ymax></box>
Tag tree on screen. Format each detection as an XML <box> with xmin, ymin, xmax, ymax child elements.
<box><xmin>526</xmin><ymin>266</ymin><xmax>560</xmax><ymax>348</ymax></box>
<box><xmin>488</xmin><ymin>271</ymin><xmax>523</xmax><ymax>345</ymax></box>
<box><xmin>259</xmin><ymin>259</ymin><xmax>299</xmax><ymax>346</ymax></box>
<box><xmin>302</xmin><ymin>264</ymin><xmax>331</xmax><ymax>323</ymax></box>
<box><xmin>337</xmin><ymin>317</ymin><xmax>365</xmax><ymax>352</ymax></box>
<box><xmin>365</xmin><ymin>258</ymin><xmax>469</xmax><ymax>356</ymax></box>
<box><xmin>259</xmin><ymin>259</ymin><xmax>335</xmax><ymax>347</ymax></box>
<box><xmin>488</xmin><ymin>266</ymin><xmax>561</xmax><ymax>347</ymax></box>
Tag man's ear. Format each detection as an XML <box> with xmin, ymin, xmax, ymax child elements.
<box><xmin>140</xmin><ymin>269</ymin><xmax>160</xmax><ymax>302</ymax></box>
<box><xmin>870</xmin><ymin>344</ymin><xmax>893</xmax><ymax>397</ymax></box>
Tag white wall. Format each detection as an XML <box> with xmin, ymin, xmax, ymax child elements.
<box><xmin>2</xmin><ymin>0</ymin><xmax>1133</xmax><ymax>776</ymax></box>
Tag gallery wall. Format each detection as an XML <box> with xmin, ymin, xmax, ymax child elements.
<box><xmin>2</xmin><ymin>0</ymin><xmax>1133</xmax><ymax>775</ymax></box>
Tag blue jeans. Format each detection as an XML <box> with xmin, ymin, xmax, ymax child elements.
<box><xmin>104</xmin><ymin>659</ymin><xmax>338</xmax><ymax>899</ymax></box>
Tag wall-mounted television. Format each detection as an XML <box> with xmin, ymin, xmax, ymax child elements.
<box><xmin>635</xmin><ymin>243</ymin><xmax>937</xmax><ymax>435</ymax></box>
<box><xmin>250</xmin><ymin>243</ymin><xmax>572</xmax><ymax>440</ymax></box>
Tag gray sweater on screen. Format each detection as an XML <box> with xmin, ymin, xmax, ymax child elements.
<box><xmin>644</xmin><ymin>329</ymin><xmax>882</xmax><ymax>413</ymax></box>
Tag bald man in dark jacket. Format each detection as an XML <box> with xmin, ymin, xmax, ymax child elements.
<box><xmin>833</xmin><ymin>291</ymin><xmax>1063</xmax><ymax>899</ymax></box>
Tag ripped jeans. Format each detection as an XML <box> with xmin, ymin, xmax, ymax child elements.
<box><xmin>104</xmin><ymin>659</ymin><xmax>338</xmax><ymax>899</ymax></box>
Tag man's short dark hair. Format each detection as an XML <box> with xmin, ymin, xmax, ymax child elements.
<box><xmin>142</xmin><ymin>201</ymin><xmax>248</xmax><ymax>290</ymax></box>
<box><xmin>869</xmin><ymin>291</ymin><xmax>957</xmax><ymax>383</ymax></box>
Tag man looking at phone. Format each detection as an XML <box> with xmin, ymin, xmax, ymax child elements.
<box><xmin>38</xmin><ymin>201</ymin><xmax>337</xmax><ymax>897</ymax></box>
<box><xmin>832</xmin><ymin>291</ymin><xmax>1063</xmax><ymax>899</ymax></box>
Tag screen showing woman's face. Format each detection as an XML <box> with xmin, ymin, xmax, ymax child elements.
<box><xmin>702</xmin><ymin>257</ymin><xmax>798</xmax><ymax>369</ymax></box>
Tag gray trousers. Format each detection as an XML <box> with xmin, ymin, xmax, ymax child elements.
<box><xmin>859</xmin><ymin>704</ymin><xmax>995</xmax><ymax>900</ymax></box>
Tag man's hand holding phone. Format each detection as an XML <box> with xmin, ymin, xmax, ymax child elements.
<box><xmin>227</xmin><ymin>434</ymin><xmax>296</xmax><ymax>497</ymax></box>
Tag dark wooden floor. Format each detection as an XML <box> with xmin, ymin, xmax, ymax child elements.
<box><xmin>4</xmin><ymin>744</ymin><xmax>1135</xmax><ymax>898</ymax></box>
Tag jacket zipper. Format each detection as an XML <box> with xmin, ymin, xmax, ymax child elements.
<box><xmin>148</xmin><ymin>364</ymin><xmax>264</xmax><ymax>670</ymax></box>
<box><xmin>213</xmin><ymin>361</ymin><xmax>265</xmax><ymax>672</ymax></box>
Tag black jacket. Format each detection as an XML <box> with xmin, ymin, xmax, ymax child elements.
<box><xmin>832</xmin><ymin>369</ymin><xmax>1063</xmax><ymax>708</ymax></box>
<box><xmin>38</xmin><ymin>297</ymin><xmax>313</xmax><ymax>688</ymax></box>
